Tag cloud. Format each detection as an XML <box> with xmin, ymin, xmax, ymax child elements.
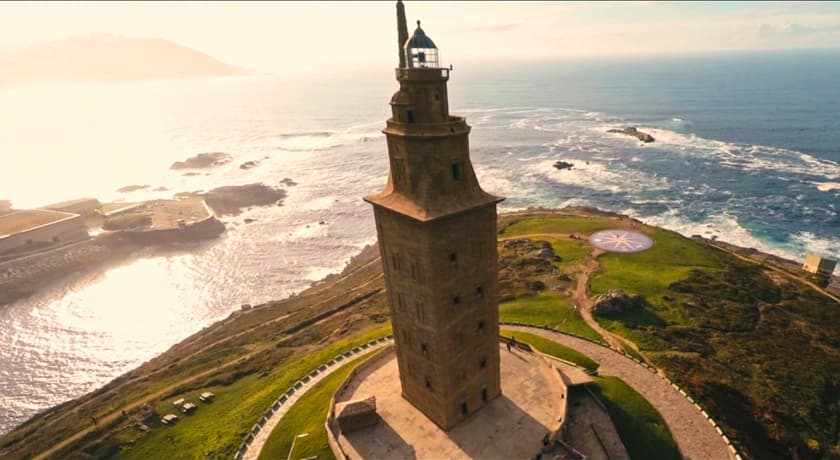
<box><xmin>757</xmin><ymin>23</ymin><xmax>840</xmax><ymax>38</ymax></box>
<box><xmin>453</xmin><ymin>22</ymin><xmax>524</xmax><ymax>34</ymax></box>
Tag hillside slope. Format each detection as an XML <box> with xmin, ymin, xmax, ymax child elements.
<box><xmin>0</xmin><ymin>34</ymin><xmax>243</xmax><ymax>88</ymax></box>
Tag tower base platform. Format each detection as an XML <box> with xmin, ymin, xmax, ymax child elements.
<box><xmin>333</xmin><ymin>343</ymin><xmax>566</xmax><ymax>460</ymax></box>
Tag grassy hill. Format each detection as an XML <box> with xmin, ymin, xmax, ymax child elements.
<box><xmin>1</xmin><ymin>208</ymin><xmax>837</xmax><ymax>460</ymax></box>
<box><xmin>500</xmin><ymin>209</ymin><xmax>840</xmax><ymax>460</ymax></box>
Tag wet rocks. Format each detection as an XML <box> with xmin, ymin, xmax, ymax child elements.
<box><xmin>553</xmin><ymin>160</ymin><xmax>574</xmax><ymax>170</ymax></box>
<box><xmin>117</xmin><ymin>185</ymin><xmax>149</xmax><ymax>193</ymax></box>
<box><xmin>170</xmin><ymin>152</ymin><xmax>232</xmax><ymax>170</ymax></box>
<box><xmin>201</xmin><ymin>183</ymin><xmax>287</xmax><ymax>217</ymax></box>
<box><xmin>607</xmin><ymin>127</ymin><xmax>655</xmax><ymax>143</ymax></box>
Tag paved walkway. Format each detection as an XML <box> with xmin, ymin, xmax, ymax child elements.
<box><xmin>242</xmin><ymin>340</ymin><xmax>392</xmax><ymax>460</ymax></box>
<box><xmin>336</xmin><ymin>345</ymin><xmax>565</xmax><ymax>460</ymax></box>
<box><xmin>506</xmin><ymin>325</ymin><xmax>733</xmax><ymax>460</ymax></box>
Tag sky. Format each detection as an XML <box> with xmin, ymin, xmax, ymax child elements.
<box><xmin>2</xmin><ymin>1</ymin><xmax>840</xmax><ymax>76</ymax></box>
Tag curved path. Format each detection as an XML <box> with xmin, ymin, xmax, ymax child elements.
<box><xmin>499</xmin><ymin>232</ymin><xmax>647</xmax><ymax>359</ymax></box>
<box><xmin>506</xmin><ymin>325</ymin><xmax>733</xmax><ymax>460</ymax></box>
<box><xmin>241</xmin><ymin>339</ymin><xmax>393</xmax><ymax>460</ymax></box>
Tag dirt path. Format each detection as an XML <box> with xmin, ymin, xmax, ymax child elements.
<box><xmin>506</xmin><ymin>325</ymin><xmax>734</xmax><ymax>460</ymax></box>
<box><xmin>499</xmin><ymin>232</ymin><xmax>645</xmax><ymax>357</ymax></box>
<box><xmin>571</xmin><ymin>248</ymin><xmax>625</xmax><ymax>350</ymax></box>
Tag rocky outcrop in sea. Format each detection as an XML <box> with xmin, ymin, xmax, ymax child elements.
<box><xmin>607</xmin><ymin>127</ymin><xmax>655</xmax><ymax>143</ymax></box>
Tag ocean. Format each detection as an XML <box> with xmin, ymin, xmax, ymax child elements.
<box><xmin>1</xmin><ymin>50</ymin><xmax>838</xmax><ymax>434</ymax></box>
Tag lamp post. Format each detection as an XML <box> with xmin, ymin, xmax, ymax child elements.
<box><xmin>286</xmin><ymin>432</ymin><xmax>308</xmax><ymax>460</ymax></box>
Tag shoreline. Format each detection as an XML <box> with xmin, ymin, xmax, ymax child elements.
<box><xmin>0</xmin><ymin>180</ymin><xmax>290</xmax><ymax>308</ymax></box>
<box><xmin>4</xmin><ymin>207</ymin><xmax>836</xmax><ymax>435</ymax></box>
<box><xmin>0</xmin><ymin>216</ymin><xmax>225</xmax><ymax>307</ymax></box>
<box><xmin>0</xmin><ymin>207</ymin><xmax>837</xmax><ymax>459</ymax></box>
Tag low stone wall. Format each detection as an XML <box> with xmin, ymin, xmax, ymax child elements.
<box><xmin>325</xmin><ymin>345</ymin><xmax>394</xmax><ymax>460</ymax></box>
<box><xmin>0</xmin><ymin>236</ymin><xmax>114</xmax><ymax>305</ymax></box>
<box><xmin>0</xmin><ymin>212</ymin><xmax>87</xmax><ymax>254</ymax></box>
<box><xmin>0</xmin><ymin>215</ymin><xmax>224</xmax><ymax>306</ymax></box>
<box><xmin>116</xmin><ymin>215</ymin><xmax>224</xmax><ymax>245</ymax></box>
<box><xmin>500</xmin><ymin>322</ymin><xmax>743</xmax><ymax>460</ymax></box>
<box><xmin>234</xmin><ymin>335</ymin><xmax>393</xmax><ymax>460</ymax></box>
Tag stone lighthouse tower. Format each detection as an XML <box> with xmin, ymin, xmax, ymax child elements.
<box><xmin>364</xmin><ymin>1</ymin><xmax>504</xmax><ymax>430</ymax></box>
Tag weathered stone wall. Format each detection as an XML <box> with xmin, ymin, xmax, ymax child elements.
<box><xmin>0</xmin><ymin>213</ymin><xmax>87</xmax><ymax>254</ymax></box>
<box><xmin>375</xmin><ymin>203</ymin><xmax>501</xmax><ymax>429</ymax></box>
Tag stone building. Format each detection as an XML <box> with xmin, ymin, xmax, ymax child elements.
<box><xmin>803</xmin><ymin>253</ymin><xmax>837</xmax><ymax>276</ymax></box>
<box><xmin>0</xmin><ymin>209</ymin><xmax>87</xmax><ymax>254</ymax></box>
<box><xmin>364</xmin><ymin>1</ymin><xmax>504</xmax><ymax>430</ymax></box>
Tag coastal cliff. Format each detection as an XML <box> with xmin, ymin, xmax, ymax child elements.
<box><xmin>1</xmin><ymin>208</ymin><xmax>837</xmax><ymax>460</ymax></box>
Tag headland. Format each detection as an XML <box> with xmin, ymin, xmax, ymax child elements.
<box><xmin>0</xmin><ymin>208</ymin><xmax>836</xmax><ymax>460</ymax></box>
<box><xmin>0</xmin><ymin>182</ymin><xmax>287</xmax><ymax>306</ymax></box>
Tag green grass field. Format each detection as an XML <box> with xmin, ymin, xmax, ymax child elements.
<box><xmin>591</xmin><ymin>227</ymin><xmax>723</xmax><ymax>304</ymax></box>
<box><xmin>501</xmin><ymin>216</ymin><xmax>617</xmax><ymax>237</ymax></box>
<box><xmin>258</xmin><ymin>353</ymin><xmax>373</xmax><ymax>460</ymax></box>
<box><xmin>500</xmin><ymin>329</ymin><xmax>599</xmax><ymax>372</ymax></box>
<box><xmin>539</xmin><ymin>236</ymin><xmax>591</xmax><ymax>269</ymax></box>
<box><xmin>499</xmin><ymin>291</ymin><xmax>605</xmax><ymax>344</ymax></box>
<box><xmin>117</xmin><ymin>325</ymin><xmax>391</xmax><ymax>460</ymax></box>
<box><xmin>592</xmin><ymin>376</ymin><xmax>680</xmax><ymax>460</ymax></box>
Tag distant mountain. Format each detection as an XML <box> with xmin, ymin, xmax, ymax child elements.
<box><xmin>0</xmin><ymin>34</ymin><xmax>245</xmax><ymax>88</ymax></box>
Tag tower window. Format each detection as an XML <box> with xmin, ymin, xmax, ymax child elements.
<box><xmin>477</xmin><ymin>321</ymin><xmax>485</xmax><ymax>333</ymax></box>
<box><xmin>434</xmin><ymin>93</ymin><xmax>440</xmax><ymax>101</ymax></box>
<box><xmin>480</xmin><ymin>357</ymin><xmax>487</xmax><ymax>369</ymax></box>
<box><xmin>461</xmin><ymin>402</ymin><xmax>468</xmax><ymax>416</ymax></box>
<box><xmin>406</xmin><ymin>110</ymin><xmax>415</xmax><ymax>123</ymax></box>
<box><xmin>421</xmin><ymin>342</ymin><xmax>428</xmax><ymax>356</ymax></box>
<box><xmin>476</xmin><ymin>285</ymin><xmax>484</xmax><ymax>298</ymax></box>
<box><xmin>452</xmin><ymin>295</ymin><xmax>460</xmax><ymax>306</ymax></box>
<box><xmin>425</xmin><ymin>376</ymin><xmax>433</xmax><ymax>390</ymax></box>
<box><xmin>449</xmin><ymin>252</ymin><xmax>457</xmax><ymax>263</ymax></box>
<box><xmin>482</xmin><ymin>388</ymin><xmax>488</xmax><ymax>402</ymax></box>
<box><xmin>452</xmin><ymin>163</ymin><xmax>462</xmax><ymax>181</ymax></box>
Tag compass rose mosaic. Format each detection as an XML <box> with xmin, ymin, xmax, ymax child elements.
<box><xmin>589</xmin><ymin>230</ymin><xmax>654</xmax><ymax>253</ymax></box>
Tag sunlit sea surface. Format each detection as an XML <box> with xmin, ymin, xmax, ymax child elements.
<box><xmin>1</xmin><ymin>51</ymin><xmax>839</xmax><ymax>433</ymax></box>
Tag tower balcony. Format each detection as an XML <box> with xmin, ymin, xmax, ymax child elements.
<box><xmin>383</xmin><ymin>116</ymin><xmax>469</xmax><ymax>137</ymax></box>
<box><xmin>395</xmin><ymin>67</ymin><xmax>450</xmax><ymax>82</ymax></box>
